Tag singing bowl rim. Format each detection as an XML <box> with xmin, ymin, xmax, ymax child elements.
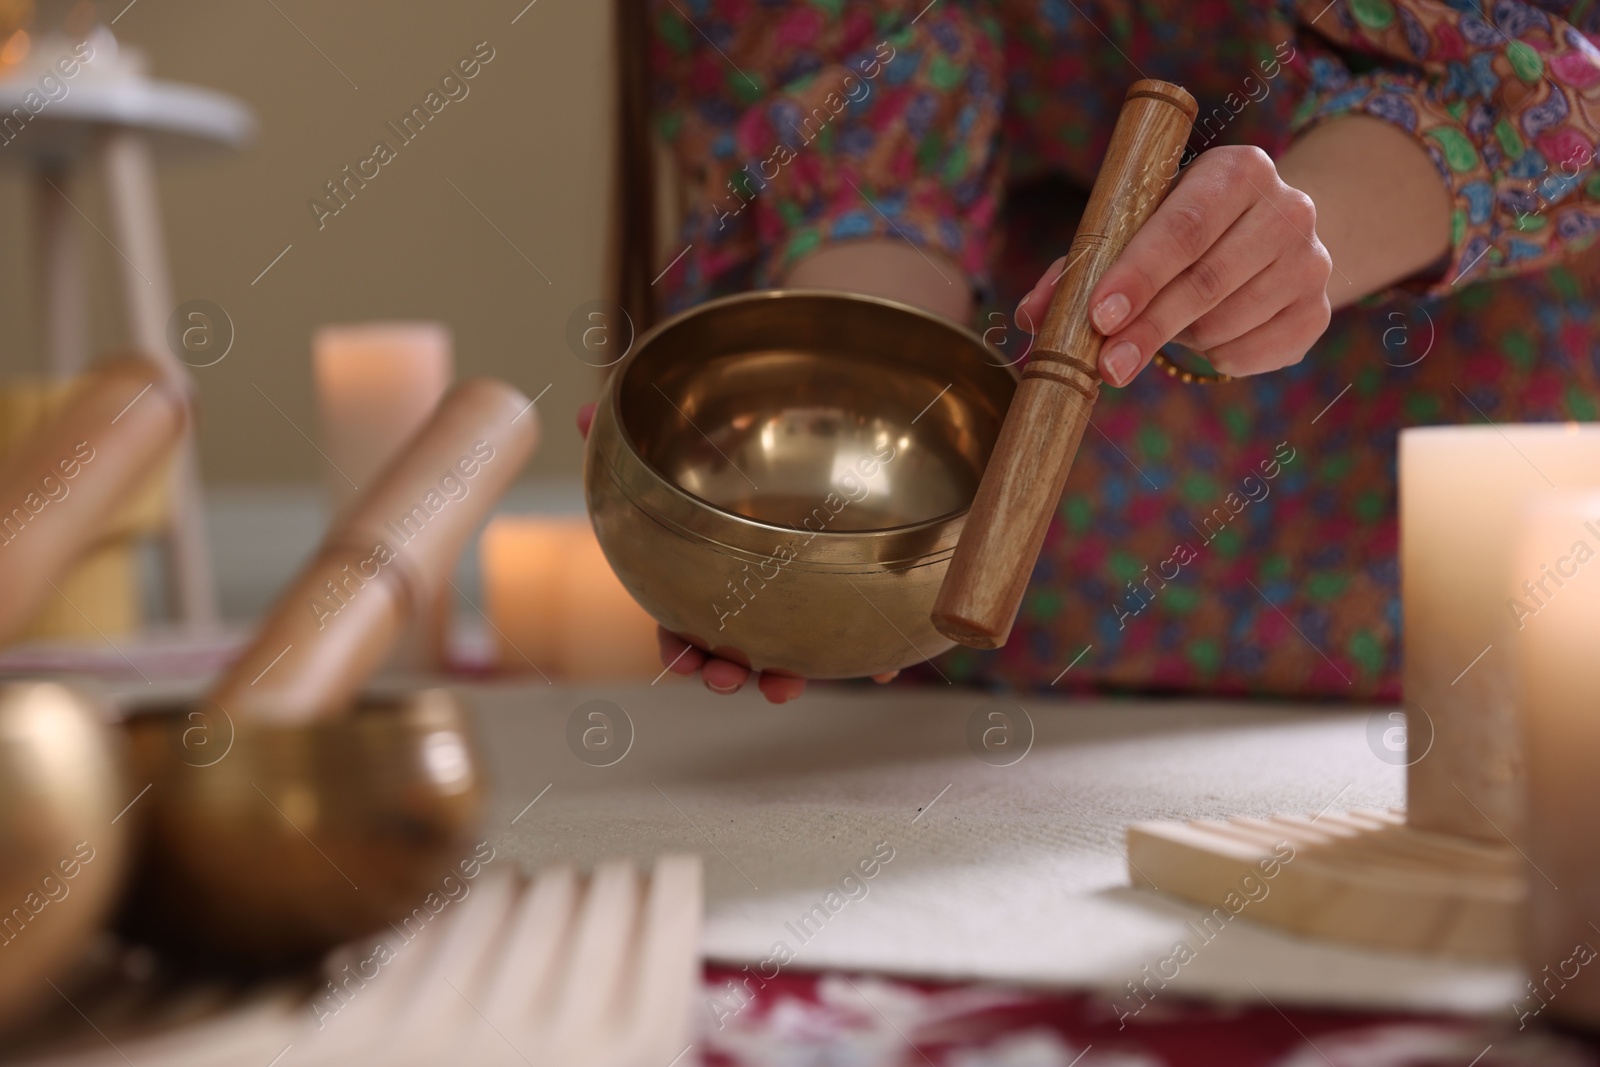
<box><xmin>119</xmin><ymin>686</ymin><xmax>485</xmax><ymax>801</ymax></box>
<box><xmin>588</xmin><ymin>288</ymin><xmax>1018</xmax><ymax>566</ymax></box>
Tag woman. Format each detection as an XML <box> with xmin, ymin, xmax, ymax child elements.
<box><xmin>601</xmin><ymin>0</ymin><xmax>1600</xmax><ymax>703</ymax></box>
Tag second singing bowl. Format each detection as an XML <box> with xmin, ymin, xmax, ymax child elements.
<box><xmin>585</xmin><ymin>290</ymin><xmax>1017</xmax><ymax>679</ymax></box>
<box><xmin>115</xmin><ymin>688</ymin><xmax>485</xmax><ymax>966</ymax></box>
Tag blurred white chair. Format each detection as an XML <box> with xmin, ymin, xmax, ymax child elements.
<box><xmin>0</xmin><ymin>19</ymin><xmax>254</xmax><ymax>628</ymax></box>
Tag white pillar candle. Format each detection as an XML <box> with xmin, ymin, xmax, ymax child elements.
<box><xmin>481</xmin><ymin>517</ymin><xmax>659</xmax><ymax>681</ymax></box>
<box><xmin>1511</xmin><ymin>490</ymin><xmax>1600</xmax><ymax>1029</ymax></box>
<box><xmin>312</xmin><ymin>322</ymin><xmax>454</xmax><ymax>511</ymax></box>
<box><xmin>1401</xmin><ymin>424</ymin><xmax>1600</xmax><ymax>841</ymax></box>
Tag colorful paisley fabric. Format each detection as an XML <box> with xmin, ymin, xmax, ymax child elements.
<box><xmin>646</xmin><ymin>0</ymin><xmax>1600</xmax><ymax>701</ymax></box>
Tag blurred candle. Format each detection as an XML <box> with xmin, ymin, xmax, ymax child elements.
<box><xmin>1511</xmin><ymin>490</ymin><xmax>1600</xmax><ymax>1029</ymax></box>
<box><xmin>480</xmin><ymin>517</ymin><xmax>569</xmax><ymax>673</ymax></box>
<box><xmin>313</xmin><ymin>321</ymin><xmax>454</xmax><ymax>666</ymax></box>
<box><xmin>313</xmin><ymin>322</ymin><xmax>453</xmax><ymax>511</ymax></box>
<box><xmin>1401</xmin><ymin>425</ymin><xmax>1600</xmax><ymax>842</ymax></box>
<box><xmin>481</xmin><ymin>517</ymin><xmax>659</xmax><ymax>681</ymax></box>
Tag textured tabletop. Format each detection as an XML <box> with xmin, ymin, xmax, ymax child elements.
<box><xmin>471</xmin><ymin>682</ymin><xmax>1519</xmax><ymax>1016</ymax></box>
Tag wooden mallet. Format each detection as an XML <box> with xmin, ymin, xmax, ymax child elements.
<box><xmin>932</xmin><ymin>80</ymin><xmax>1197</xmax><ymax>649</ymax></box>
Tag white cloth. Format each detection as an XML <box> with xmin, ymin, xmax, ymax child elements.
<box><xmin>475</xmin><ymin>683</ymin><xmax>1518</xmax><ymax>1016</ymax></box>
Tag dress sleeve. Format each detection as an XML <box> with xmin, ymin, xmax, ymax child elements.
<box><xmin>1290</xmin><ymin>0</ymin><xmax>1600</xmax><ymax>295</ymax></box>
<box><xmin>646</xmin><ymin>1</ymin><xmax>1007</xmax><ymax>314</ymax></box>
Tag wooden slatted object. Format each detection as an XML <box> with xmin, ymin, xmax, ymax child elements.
<box><xmin>1126</xmin><ymin>808</ymin><xmax>1526</xmax><ymax>962</ymax></box>
<box><xmin>8</xmin><ymin>855</ymin><xmax>703</xmax><ymax>1066</ymax></box>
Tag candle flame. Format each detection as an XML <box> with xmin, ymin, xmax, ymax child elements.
<box><xmin>0</xmin><ymin>29</ymin><xmax>31</xmax><ymax>69</ymax></box>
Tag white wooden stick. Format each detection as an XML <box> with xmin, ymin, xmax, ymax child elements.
<box><xmin>99</xmin><ymin>126</ymin><xmax>218</xmax><ymax>628</ymax></box>
<box><xmin>36</xmin><ymin>166</ymin><xmax>89</xmax><ymax>379</ymax></box>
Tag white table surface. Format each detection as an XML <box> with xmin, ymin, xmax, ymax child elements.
<box><xmin>34</xmin><ymin>482</ymin><xmax>1517</xmax><ymax>1017</ymax></box>
<box><xmin>467</xmin><ymin>681</ymin><xmax>1520</xmax><ymax>1016</ymax></box>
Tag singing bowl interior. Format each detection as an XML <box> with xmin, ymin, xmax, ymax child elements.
<box><xmin>618</xmin><ymin>292</ymin><xmax>1009</xmax><ymax>532</ymax></box>
<box><xmin>115</xmin><ymin>688</ymin><xmax>485</xmax><ymax>967</ymax></box>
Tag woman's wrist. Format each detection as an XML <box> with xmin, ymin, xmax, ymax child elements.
<box><xmin>1275</xmin><ymin>116</ymin><xmax>1453</xmax><ymax>308</ymax></box>
<box><xmin>781</xmin><ymin>239</ymin><xmax>974</xmax><ymax>322</ymax></box>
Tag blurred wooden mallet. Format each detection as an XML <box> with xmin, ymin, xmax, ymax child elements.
<box><xmin>933</xmin><ymin>80</ymin><xmax>1197</xmax><ymax>649</ymax></box>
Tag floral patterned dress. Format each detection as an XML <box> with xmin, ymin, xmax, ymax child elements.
<box><xmin>646</xmin><ymin>0</ymin><xmax>1600</xmax><ymax>701</ymax></box>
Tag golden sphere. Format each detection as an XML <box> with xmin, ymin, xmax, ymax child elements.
<box><xmin>0</xmin><ymin>682</ymin><xmax>128</xmax><ymax>1032</ymax></box>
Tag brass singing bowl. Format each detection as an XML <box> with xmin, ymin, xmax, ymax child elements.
<box><xmin>585</xmin><ymin>290</ymin><xmax>1017</xmax><ymax>679</ymax></box>
<box><xmin>116</xmin><ymin>688</ymin><xmax>485</xmax><ymax>966</ymax></box>
<box><xmin>0</xmin><ymin>682</ymin><xmax>128</xmax><ymax>1032</ymax></box>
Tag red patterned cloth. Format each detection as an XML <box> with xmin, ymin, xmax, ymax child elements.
<box><xmin>701</xmin><ymin>966</ymin><xmax>1600</xmax><ymax>1066</ymax></box>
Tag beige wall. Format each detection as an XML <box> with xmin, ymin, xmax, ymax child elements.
<box><xmin>0</xmin><ymin>0</ymin><xmax>612</xmax><ymax>483</ymax></box>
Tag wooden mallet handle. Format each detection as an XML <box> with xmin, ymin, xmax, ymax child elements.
<box><xmin>932</xmin><ymin>80</ymin><xmax>1197</xmax><ymax>649</ymax></box>
<box><xmin>207</xmin><ymin>378</ymin><xmax>540</xmax><ymax>723</ymax></box>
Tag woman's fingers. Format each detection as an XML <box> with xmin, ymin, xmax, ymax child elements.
<box><xmin>1201</xmin><ymin>296</ymin><xmax>1330</xmax><ymax>377</ymax></box>
<box><xmin>657</xmin><ymin>628</ymin><xmax>705</xmax><ymax>676</ymax></box>
<box><xmin>1014</xmin><ymin>152</ymin><xmax>1257</xmax><ymax>342</ymax></box>
<box><xmin>1088</xmin><ymin>150</ymin><xmax>1258</xmax><ymax>337</ymax></box>
<box><xmin>660</xmin><ymin>626</ymin><xmax>801</xmax><ymax>702</ymax></box>
<box><xmin>1094</xmin><ymin>148</ymin><xmax>1328</xmax><ymax>384</ymax></box>
<box><xmin>658</xmin><ymin>628</ymin><xmax>806</xmax><ymax>703</ymax></box>
<box><xmin>1174</xmin><ymin>257</ymin><xmax>1295</xmax><ymax>351</ymax></box>
<box><xmin>658</xmin><ymin>628</ymin><xmax>751</xmax><ymax>695</ymax></box>
<box><xmin>1096</xmin><ymin>217</ymin><xmax>1282</xmax><ymax>383</ymax></box>
<box><xmin>758</xmin><ymin>672</ymin><xmax>807</xmax><ymax>703</ymax></box>
<box><xmin>1014</xmin><ymin>146</ymin><xmax>1331</xmax><ymax>384</ymax></box>
<box><xmin>701</xmin><ymin>656</ymin><xmax>751</xmax><ymax>694</ymax></box>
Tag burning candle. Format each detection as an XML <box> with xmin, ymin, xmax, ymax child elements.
<box><xmin>312</xmin><ymin>322</ymin><xmax>454</xmax><ymax>510</ymax></box>
<box><xmin>481</xmin><ymin>517</ymin><xmax>659</xmax><ymax>681</ymax></box>
<box><xmin>1401</xmin><ymin>425</ymin><xmax>1600</xmax><ymax>842</ymax></box>
<box><xmin>479</xmin><ymin>516</ymin><xmax>569</xmax><ymax>674</ymax></box>
<box><xmin>1510</xmin><ymin>490</ymin><xmax>1600</xmax><ymax>1029</ymax></box>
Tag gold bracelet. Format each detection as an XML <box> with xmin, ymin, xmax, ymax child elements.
<box><xmin>1152</xmin><ymin>350</ymin><xmax>1233</xmax><ymax>385</ymax></box>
